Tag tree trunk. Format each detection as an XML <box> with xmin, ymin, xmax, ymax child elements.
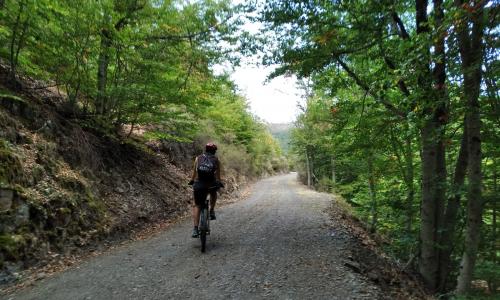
<box><xmin>437</xmin><ymin>120</ymin><xmax>468</xmax><ymax>291</ymax></box>
<box><xmin>367</xmin><ymin>153</ymin><xmax>377</xmax><ymax>233</ymax></box>
<box><xmin>97</xmin><ymin>29</ymin><xmax>112</xmax><ymax>115</ymax></box>
<box><xmin>95</xmin><ymin>5</ymin><xmax>143</xmax><ymax>116</ymax></box>
<box><xmin>432</xmin><ymin>0</ymin><xmax>448</xmax><ymax>248</ymax></box>
<box><xmin>310</xmin><ymin>152</ymin><xmax>315</xmax><ymax>187</ymax></box>
<box><xmin>331</xmin><ymin>155</ymin><xmax>336</xmax><ymax>189</ymax></box>
<box><xmin>127</xmin><ymin>118</ymin><xmax>137</xmax><ymax>138</ymax></box>
<box><xmin>419</xmin><ymin>120</ymin><xmax>440</xmax><ymax>290</ymax></box>
<box><xmin>435</xmin><ymin>138</ymin><xmax>447</xmax><ymax>236</ymax></box>
<box><xmin>457</xmin><ymin>83</ymin><xmax>483</xmax><ymax>294</ymax></box>
<box><xmin>432</xmin><ymin>5</ymin><xmax>450</xmax><ymax>286</ymax></box>
<box><xmin>417</xmin><ymin>0</ymin><xmax>450</xmax><ymax>290</ymax></box>
<box><xmin>455</xmin><ymin>0</ymin><xmax>486</xmax><ymax>294</ymax></box>
<box><xmin>9</xmin><ymin>1</ymin><xmax>25</xmax><ymax>84</ymax></box>
<box><xmin>492</xmin><ymin>160</ymin><xmax>497</xmax><ymax>291</ymax></box>
<box><xmin>493</xmin><ymin>161</ymin><xmax>497</xmax><ymax>266</ymax></box>
<box><xmin>416</xmin><ymin>3</ymin><xmax>438</xmax><ymax>289</ymax></box>
<box><xmin>305</xmin><ymin>149</ymin><xmax>312</xmax><ymax>188</ymax></box>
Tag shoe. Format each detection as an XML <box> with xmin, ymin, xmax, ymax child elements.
<box><xmin>191</xmin><ymin>227</ymin><xmax>199</xmax><ymax>238</ymax></box>
<box><xmin>210</xmin><ymin>210</ymin><xmax>216</xmax><ymax>220</ymax></box>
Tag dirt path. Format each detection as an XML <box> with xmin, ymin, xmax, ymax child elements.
<box><xmin>7</xmin><ymin>173</ymin><xmax>381</xmax><ymax>299</ymax></box>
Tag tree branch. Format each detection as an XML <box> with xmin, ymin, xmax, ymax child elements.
<box><xmin>335</xmin><ymin>57</ymin><xmax>406</xmax><ymax>118</ymax></box>
<box><xmin>380</xmin><ymin>13</ymin><xmax>412</xmax><ymax>98</ymax></box>
<box><xmin>146</xmin><ymin>15</ymin><xmax>232</xmax><ymax>42</ymax></box>
<box><xmin>383</xmin><ymin>56</ymin><xmax>411</xmax><ymax>97</ymax></box>
<box><xmin>416</xmin><ymin>0</ymin><xmax>430</xmax><ymax>34</ymax></box>
<box><xmin>391</xmin><ymin>12</ymin><xmax>410</xmax><ymax>39</ymax></box>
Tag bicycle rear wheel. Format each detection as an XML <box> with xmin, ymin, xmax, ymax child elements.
<box><xmin>199</xmin><ymin>208</ymin><xmax>208</xmax><ymax>253</ymax></box>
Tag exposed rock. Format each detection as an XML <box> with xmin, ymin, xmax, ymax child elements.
<box><xmin>35</xmin><ymin>272</ymin><xmax>47</xmax><ymax>281</ymax></box>
<box><xmin>14</xmin><ymin>204</ymin><xmax>30</xmax><ymax>227</ymax></box>
<box><xmin>344</xmin><ymin>260</ymin><xmax>362</xmax><ymax>273</ymax></box>
<box><xmin>15</xmin><ymin>132</ymin><xmax>31</xmax><ymax>144</ymax></box>
<box><xmin>0</xmin><ymin>261</ymin><xmax>21</xmax><ymax>285</ymax></box>
<box><xmin>0</xmin><ymin>189</ymin><xmax>14</xmax><ymax>211</ymax></box>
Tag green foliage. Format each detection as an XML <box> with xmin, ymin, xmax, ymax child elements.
<box><xmin>474</xmin><ymin>260</ymin><xmax>500</xmax><ymax>294</ymax></box>
<box><xmin>0</xmin><ymin>0</ymin><xmax>286</xmax><ymax>177</ymax></box>
<box><xmin>259</xmin><ymin>0</ymin><xmax>498</xmax><ymax>294</ymax></box>
<box><xmin>0</xmin><ymin>0</ymin><xmax>237</xmax><ymax>122</ymax></box>
<box><xmin>196</xmin><ymin>80</ymin><xmax>287</xmax><ymax>176</ymax></box>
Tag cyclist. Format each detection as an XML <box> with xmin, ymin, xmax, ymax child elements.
<box><xmin>188</xmin><ymin>143</ymin><xmax>223</xmax><ymax>238</ymax></box>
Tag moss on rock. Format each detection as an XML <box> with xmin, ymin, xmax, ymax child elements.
<box><xmin>0</xmin><ymin>234</ymin><xmax>25</xmax><ymax>261</ymax></box>
<box><xmin>0</xmin><ymin>139</ymin><xmax>24</xmax><ymax>189</ymax></box>
<box><xmin>0</xmin><ymin>93</ymin><xmax>38</xmax><ymax>120</ymax></box>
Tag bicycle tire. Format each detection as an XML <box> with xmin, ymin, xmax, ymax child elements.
<box><xmin>200</xmin><ymin>208</ymin><xmax>208</xmax><ymax>253</ymax></box>
<box><xmin>200</xmin><ymin>230</ymin><xmax>206</xmax><ymax>252</ymax></box>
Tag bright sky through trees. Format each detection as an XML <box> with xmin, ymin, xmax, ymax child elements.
<box><xmin>224</xmin><ymin>0</ymin><xmax>303</xmax><ymax>124</ymax></box>
<box><xmin>230</xmin><ymin>65</ymin><xmax>303</xmax><ymax>123</ymax></box>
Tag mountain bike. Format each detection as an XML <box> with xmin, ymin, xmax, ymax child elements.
<box><xmin>190</xmin><ymin>184</ymin><xmax>221</xmax><ymax>253</ymax></box>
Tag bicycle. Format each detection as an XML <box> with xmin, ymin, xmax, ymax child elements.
<box><xmin>189</xmin><ymin>184</ymin><xmax>222</xmax><ymax>253</ymax></box>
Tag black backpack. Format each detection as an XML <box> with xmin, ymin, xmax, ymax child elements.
<box><xmin>197</xmin><ymin>153</ymin><xmax>217</xmax><ymax>182</ymax></box>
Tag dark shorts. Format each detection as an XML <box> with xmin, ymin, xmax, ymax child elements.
<box><xmin>193</xmin><ymin>181</ymin><xmax>218</xmax><ymax>207</ymax></box>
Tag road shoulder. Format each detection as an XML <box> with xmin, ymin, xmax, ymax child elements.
<box><xmin>326</xmin><ymin>194</ymin><xmax>429</xmax><ymax>299</ymax></box>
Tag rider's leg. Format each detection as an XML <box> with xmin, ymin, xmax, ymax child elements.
<box><xmin>209</xmin><ymin>190</ymin><xmax>217</xmax><ymax>220</ymax></box>
<box><xmin>192</xmin><ymin>188</ymin><xmax>205</xmax><ymax>237</ymax></box>
<box><xmin>192</xmin><ymin>204</ymin><xmax>200</xmax><ymax>227</ymax></box>
<box><xmin>209</xmin><ymin>190</ymin><xmax>217</xmax><ymax>212</ymax></box>
<box><xmin>193</xmin><ymin>187</ymin><xmax>209</xmax><ymax>227</ymax></box>
<box><xmin>191</xmin><ymin>204</ymin><xmax>200</xmax><ymax>237</ymax></box>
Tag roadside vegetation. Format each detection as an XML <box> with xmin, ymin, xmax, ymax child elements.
<box><xmin>257</xmin><ymin>0</ymin><xmax>499</xmax><ymax>297</ymax></box>
<box><xmin>0</xmin><ymin>0</ymin><xmax>285</xmax><ymax>283</ymax></box>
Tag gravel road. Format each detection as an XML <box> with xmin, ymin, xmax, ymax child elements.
<box><xmin>7</xmin><ymin>173</ymin><xmax>381</xmax><ymax>300</ymax></box>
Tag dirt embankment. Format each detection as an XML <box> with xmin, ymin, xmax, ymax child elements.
<box><xmin>0</xmin><ymin>70</ymin><xmax>249</xmax><ymax>286</ymax></box>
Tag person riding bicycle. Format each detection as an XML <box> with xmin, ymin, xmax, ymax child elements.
<box><xmin>188</xmin><ymin>143</ymin><xmax>223</xmax><ymax>238</ymax></box>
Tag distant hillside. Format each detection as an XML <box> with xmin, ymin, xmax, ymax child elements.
<box><xmin>267</xmin><ymin>123</ymin><xmax>293</xmax><ymax>153</ymax></box>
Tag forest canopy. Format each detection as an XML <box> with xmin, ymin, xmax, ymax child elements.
<box><xmin>0</xmin><ymin>0</ymin><xmax>286</xmax><ymax>177</ymax></box>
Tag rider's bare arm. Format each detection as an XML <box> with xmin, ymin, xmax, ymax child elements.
<box><xmin>191</xmin><ymin>157</ymin><xmax>198</xmax><ymax>181</ymax></box>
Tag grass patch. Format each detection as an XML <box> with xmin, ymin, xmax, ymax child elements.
<box><xmin>0</xmin><ymin>88</ymin><xmax>25</xmax><ymax>103</ymax></box>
